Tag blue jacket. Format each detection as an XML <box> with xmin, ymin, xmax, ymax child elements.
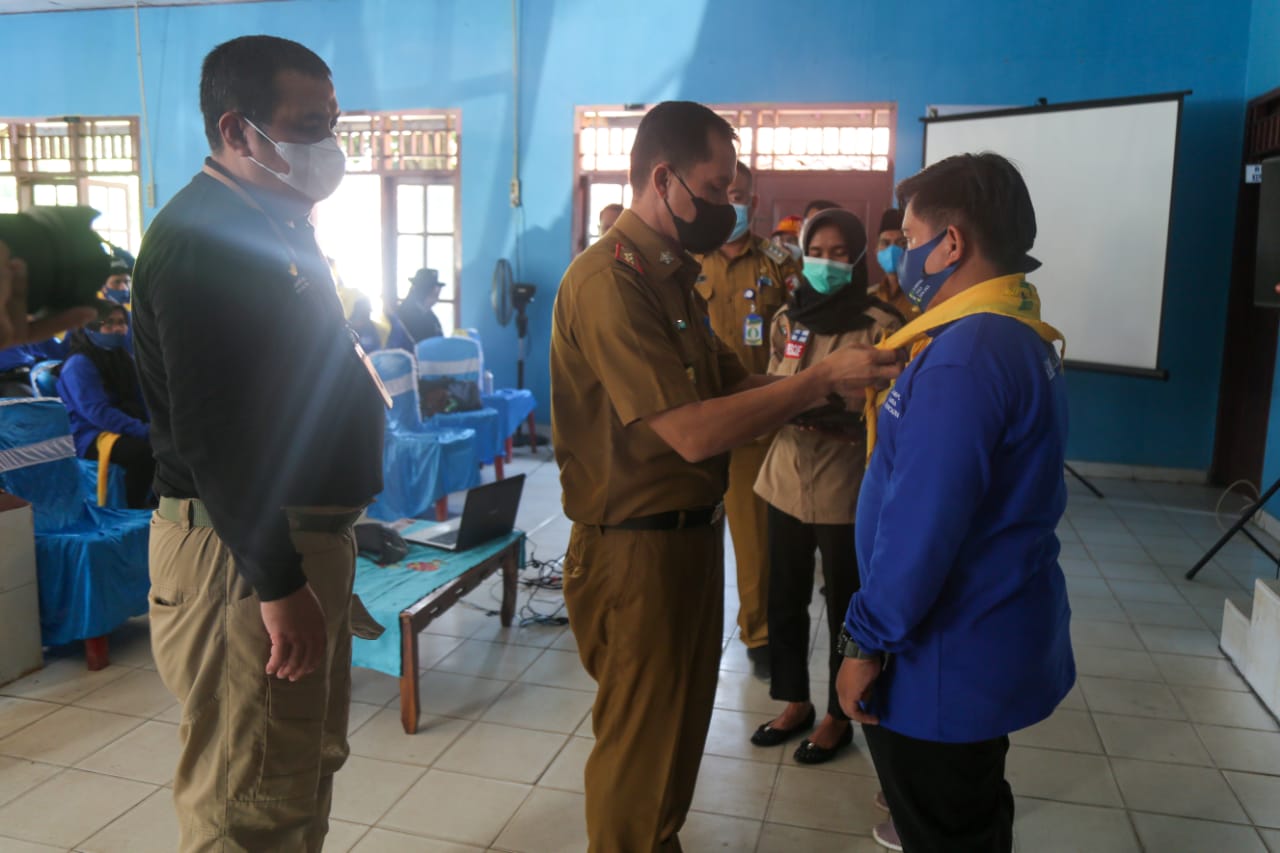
<box><xmin>0</xmin><ymin>337</ymin><xmax>69</xmax><ymax>373</ymax></box>
<box><xmin>845</xmin><ymin>313</ymin><xmax>1075</xmax><ymax>743</ymax></box>
<box><xmin>56</xmin><ymin>352</ymin><xmax>150</xmax><ymax>457</ymax></box>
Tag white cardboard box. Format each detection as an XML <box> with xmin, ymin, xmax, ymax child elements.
<box><xmin>0</xmin><ymin>492</ymin><xmax>44</xmax><ymax>685</ymax></box>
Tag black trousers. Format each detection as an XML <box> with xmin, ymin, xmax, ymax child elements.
<box><xmin>88</xmin><ymin>433</ymin><xmax>156</xmax><ymax>509</ymax></box>
<box><xmin>765</xmin><ymin>504</ymin><xmax>860</xmax><ymax>719</ymax></box>
<box><xmin>863</xmin><ymin>724</ymin><xmax>1015</xmax><ymax>853</ymax></box>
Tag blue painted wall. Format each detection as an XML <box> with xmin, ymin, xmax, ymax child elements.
<box><xmin>0</xmin><ymin>0</ymin><xmax>1255</xmax><ymax>471</ymax></box>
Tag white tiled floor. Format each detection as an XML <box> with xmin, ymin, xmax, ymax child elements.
<box><xmin>1</xmin><ymin>461</ymin><xmax>1279</xmax><ymax>851</ymax></box>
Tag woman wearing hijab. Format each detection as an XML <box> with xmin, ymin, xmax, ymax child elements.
<box><xmin>56</xmin><ymin>300</ymin><xmax>154</xmax><ymax>508</ymax></box>
<box><xmin>749</xmin><ymin>208</ymin><xmax>903</xmax><ymax>764</ymax></box>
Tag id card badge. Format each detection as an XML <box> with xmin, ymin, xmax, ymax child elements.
<box><xmin>744</xmin><ymin>313</ymin><xmax>764</xmax><ymax>347</ymax></box>
<box><xmin>354</xmin><ymin>339</ymin><xmax>394</xmax><ymax>409</ymax></box>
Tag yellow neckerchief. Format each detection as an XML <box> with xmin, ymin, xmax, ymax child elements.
<box><xmin>864</xmin><ymin>274</ymin><xmax>1065</xmax><ymax>460</ymax></box>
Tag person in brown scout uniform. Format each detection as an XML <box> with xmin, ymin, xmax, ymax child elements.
<box><xmin>694</xmin><ymin>160</ymin><xmax>801</xmax><ymax>679</ymax></box>
<box><xmin>550</xmin><ymin>100</ymin><xmax>902</xmax><ymax>853</ymax></box>
<box><xmin>871</xmin><ymin>207</ymin><xmax>917</xmax><ymax>321</ymax></box>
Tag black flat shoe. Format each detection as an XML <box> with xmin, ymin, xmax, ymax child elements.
<box><xmin>750</xmin><ymin>705</ymin><xmax>816</xmax><ymax>747</ymax></box>
<box><xmin>793</xmin><ymin>723</ymin><xmax>854</xmax><ymax>764</ymax></box>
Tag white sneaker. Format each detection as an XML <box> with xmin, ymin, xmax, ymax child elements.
<box><xmin>873</xmin><ymin>819</ymin><xmax>904</xmax><ymax>851</ymax></box>
<box><xmin>874</xmin><ymin>789</ymin><xmax>890</xmax><ymax>813</ymax></box>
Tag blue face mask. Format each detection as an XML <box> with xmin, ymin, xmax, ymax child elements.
<box><xmin>727</xmin><ymin>203</ymin><xmax>750</xmax><ymax>243</ymax></box>
<box><xmin>876</xmin><ymin>244</ymin><xmax>905</xmax><ymax>278</ymax></box>
<box><xmin>103</xmin><ymin>288</ymin><xmax>130</xmax><ymax>305</ymax></box>
<box><xmin>899</xmin><ymin>231</ymin><xmax>959</xmax><ymax>309</ymax></box>
<box><xmin>86</xmin><ymin>329</ymin><xmax>128</xmax><ymax>350</ymax></box>
<box><xmin>802</xmin><ymin>255</ymin><xmax>858</xmax><ymax>295</ymax></box>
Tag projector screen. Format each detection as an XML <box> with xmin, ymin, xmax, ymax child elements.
<box><xmin>922</xmin><ymin>93</ymin><xmax>1185</xmax><ymax>376</ymax></box>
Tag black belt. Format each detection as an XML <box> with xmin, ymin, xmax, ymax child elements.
<box><xmin>605</xmin><ymin>504</ymin><xmax>724</xmax><ymax>531</ymax></box>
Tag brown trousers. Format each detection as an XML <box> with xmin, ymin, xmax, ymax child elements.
<box><xmin>726</xmin><ymin>440</ymin><xmax>771</xmax><ymax>648</ymax></box>
<box><xmin>148</xmin><ymin>503</ymin><xmax>357</xmax><ymax>852</ymax></box>
<box><xmin>563</xmin><ymin>522</ymin><xmax>724</xmax><ymax>853</ymax></box>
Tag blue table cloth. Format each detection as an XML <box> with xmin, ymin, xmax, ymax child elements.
<box><xmin>352</xmin><ymin>526</ymin><xmax>525</xmax><ymax>676</ymax></box>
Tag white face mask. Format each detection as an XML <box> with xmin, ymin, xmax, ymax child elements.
<box><xmin>242</xmin><ymin>117</ymin><xmax>346</xmax><ymax>202</ymax></box>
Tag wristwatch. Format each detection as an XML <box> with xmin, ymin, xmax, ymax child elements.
<box><xmin>837</xmin><ymin>627</ymin><xmax>882</xmax><ymax>662</ymax></box>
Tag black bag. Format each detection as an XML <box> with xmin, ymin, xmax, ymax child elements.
<box><xmin>418</xmin><ymin>377</ymin><xmax>482</xmax><ymax>418</ymax></box>
<box><xmin>354</xmin><ymin>523</ymin><xmax>409</xmax><ymax>566</ymax></box>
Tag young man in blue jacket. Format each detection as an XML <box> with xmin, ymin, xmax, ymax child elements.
<box><xmin>836</xmin><ymin>153</ymin><xmax>1075</xmax><ymax>852</ymax></box>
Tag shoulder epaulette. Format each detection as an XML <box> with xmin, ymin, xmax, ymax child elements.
<box><xmin>613</xmin><ymin>242</ymin><xmax>644</xmax><ymax>274</ymax></box>
<box><xmin>761</xmin><ymin>240</ymin><xmax>790</xmax><ymax>266</ymax></box>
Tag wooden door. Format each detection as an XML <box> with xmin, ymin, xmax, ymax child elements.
<box><xmin>751</xmin><ymin>170</ymin><xmax>894</xmax><ymax>243</ymax></box>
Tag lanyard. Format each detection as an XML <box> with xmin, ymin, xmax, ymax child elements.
<box><xmin>201</xmin><ymin>165</ymin><xmax>393</xmax><ymax>409</ymax></box>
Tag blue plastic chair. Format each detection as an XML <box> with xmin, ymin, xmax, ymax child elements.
<box><xmin>414</xmin><ymin>336</ymin><xmax>504</xmax><ymax>474</ymax></box>
<box><xmin>366</xmin><ymin>349</ymin><xmax>479</xmax><ymax>522</ymax></box>
<box><xmin>452</xmin><ymin>330</ymin><xmax>538</xmax><ymax>462</ymax></box>
<box><xmin>0</xmin><ymin>398</ymin><xmax>150</xmax><ymax>668</ymax></box>
<box><xmin>27</xmin><ymin>361</ymin><xmax>128</xmax><ymax>507</ymax></box>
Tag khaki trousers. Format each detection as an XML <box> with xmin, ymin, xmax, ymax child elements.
<box><xmin>148</xmin><ymin>503</ymin><xmax>357</xmax><ymax>852</ymax></box>
<box><xmin>563</xmin><ymin>522</ymin><xmax>724</xmax><ymax>853</ymax></box>
<box><xmin>726</xmin><ymin>441</ymin><xmax>771</xmax><ymax>648</ymax></box>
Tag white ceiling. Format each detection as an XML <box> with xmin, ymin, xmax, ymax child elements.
<box><xmin>0</xmin><ymin>0</ymin><xmax>283</xmax><ymax>13</ymax></box>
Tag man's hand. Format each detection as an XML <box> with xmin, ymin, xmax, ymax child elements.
<box><xmin>260</xmin><ymin>583</ymin><xmax>327</xmax><ymax>681</ymax></box>
<box><xmin>0</xmin><ymin>241</ymin><xmax>96</xmax><ymax>349</ymax></box>
<box><xmin>836</xmin><ymin>656</ymin><xmax>883</xmax><ymax>725</ymax></box>
<box><xmin>816</xmin><ymin>345</ymin><xmax>903</xmax><ymax>406</ymax></box>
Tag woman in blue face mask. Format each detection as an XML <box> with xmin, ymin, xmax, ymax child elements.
<box><xmin>749</xmin><ymin>208</ymin><xmax>904</xmax><ymax>764</ymax></box>
<box><xmin>55</xmin><ymin>301</ymin><xmax>155</xmax><ymax>508</ymax></box>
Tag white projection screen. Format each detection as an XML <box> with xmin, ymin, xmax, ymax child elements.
<box><xmin>922</xmin><ymin>94</ymin><xmax>1185</xmax><ymax>376</ymax></box>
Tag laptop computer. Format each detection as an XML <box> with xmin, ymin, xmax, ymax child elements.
<box><xmin>401</xmin><ymin>474</ymin><xmax>526</xmax><ymax>551</ymax></box>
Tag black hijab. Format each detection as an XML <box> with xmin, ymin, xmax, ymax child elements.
<box><xmin>62</xmin><ymin>302</ymin><xmax>146</xmax><ymax>420</ymax></box>
<box><xmin>788</xmin><ymin>208</ymin><xmax>892</xmax><ymax>335</ymax></box>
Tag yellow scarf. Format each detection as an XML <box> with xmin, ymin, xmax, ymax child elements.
<box><xmin>864</xmin><ymin>274</ymin><xmax>1065</xmax><ymax>460</ymax></box>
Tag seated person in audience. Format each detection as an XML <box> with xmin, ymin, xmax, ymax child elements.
<box><xmin>101</xmin><ymin>255</ymin><xmax>133</xmax><ymax>307</ymax></box>
<box><xmin>598</xmin><ymin>202</ymin><xmax>623</xmax><ymax>235</ymax></box>
<box><xmin>0</xmin><ymin>335</ymin><xmax>68</xmax><ymax>397</ymax></box>
<box><xmin>386</xmin><ymin>267</ymin><xmax>444</xmax><ymax>351</ymax></box>
<box><xmin>871</xmin><ymin>208</ymin><xmax>916</xmax><ymax>320</ymax></box>
<box><xmin>751</xmin><ymin>207</ymin><xmax>902</xmax><ymax>765</ymax></box>
<box><xmin>348</xmin><ymin>296</ymin><xmax>383</xmax><ymax>353</ymax></box>
<box><xmin>56</xmin><ymin>301</ymin><xmax>155</xmax><ymax>508</ymax></box>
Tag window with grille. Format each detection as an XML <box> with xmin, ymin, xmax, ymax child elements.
<box><xmin>574</xmin><ymin>103</ymin><xmax>895</xmax><ymax>251</ymax></box>
<box><xmin>0</xmin><ymin>117</ymin><xmax>142</xmax><ymax>252</ymax></box>
<box><xmin>315</xmin><ymin>110</ymin><xmax>462</xmax><ymax>328</ymax></box>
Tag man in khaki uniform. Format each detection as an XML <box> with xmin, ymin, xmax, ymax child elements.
<box><xmin>695</xmin><ymin>160</ymin><xmax>800</xmax><ymax>676</ymax></box>
<box><xmin>132</xmin><ymin>37</ymin><xmax>386</xmax><ymax>851</ymax></box>
<box><xmin>551</xmin><ymin>100</ymin><xmax>901</xmax><ymax>852</ymax></box>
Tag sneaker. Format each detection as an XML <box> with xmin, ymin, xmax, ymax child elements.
<box><xmin>874</xmin><ymin>790</ymin><xmax>890</xmax><ymax>813</ymax></box>
<box><xmin>873</xmin><ymin>819</ymin><xmax>903</xmax><ymax>851</ymax></box>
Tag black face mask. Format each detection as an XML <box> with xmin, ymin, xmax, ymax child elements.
<box><xmin>662</xmin><ymin>171</ymin><xmax>736</xmax><ymax>254</ymax></box>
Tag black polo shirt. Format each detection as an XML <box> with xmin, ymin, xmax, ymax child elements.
<box><xmin>132</xmin><ymin>159</ymin><xmax>385</xmax><ymax>601</ymax></box>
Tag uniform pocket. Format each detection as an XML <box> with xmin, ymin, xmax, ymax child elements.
<box><xmin>257</xmin><ymin>676</ymin><xmax>327</xmax><ymax>801</ymax></box>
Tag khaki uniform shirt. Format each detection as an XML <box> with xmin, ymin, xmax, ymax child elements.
<box><xmin>754</xmin><ymin>303</ymin><xmax>901</xmax><ymax>525</ymax></box>
<box><xmin>551</xmin><ymin>210</ymin><xmax>751</xmax><ymax>525</ymax></box>
<box><xmin>872</xmin><ymin>277</ymin><xmax>918</xmax><ymax>324</ymax></box>
<box><xmin>696</xmin><ymin>235</ymin><xmax>801</xmax><ymax>375</ymax></box>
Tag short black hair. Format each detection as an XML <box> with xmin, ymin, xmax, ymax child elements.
<box><xmin>629</xmin><ymin>101</ymin><xmax>737</xmax><ymax>194</ymax></box>
<box><xmin>804</xmin><ymin>199</ymin><xmax>838</xmax><ymax>218</ymax></box>
<box><xmin>599</xmin><ymin>203</ymin><xmax>624</xmax><ymax>218</ymax></box>
<box><xmin>734</xmin><ymin>160</ymin><xmax>753</xmax><ymax>193</ymax></box>
<box><xmin>896</xmin><ymin>152</ymin><xmax>1037</xmax><ymax>274</ymax></box>
<box><xmin>200</xmin><ymin>35</ymin><xmax>332</xmax><ymax>151</ymax></box>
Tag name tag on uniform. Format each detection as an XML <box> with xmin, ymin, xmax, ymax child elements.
<box><xmin>784</xmin><ymin>328</ymin><xmax>811</xmax><ymax>360</ymax></box>
<box><xmin>743</xmin><ymin>313</ymin><xmax>764</xmax><ymax>347</ymax></box>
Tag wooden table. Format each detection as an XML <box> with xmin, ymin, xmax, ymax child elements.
<box><xmin>395</xmin><ymin>537</ymin><xmax>521</xmax><ymax>734</ymax></box>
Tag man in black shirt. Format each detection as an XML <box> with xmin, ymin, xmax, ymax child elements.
<box><xmin>131</xmin><ymin>35</ymin><xmax>385</xmax><ymax>851</ymax></box>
